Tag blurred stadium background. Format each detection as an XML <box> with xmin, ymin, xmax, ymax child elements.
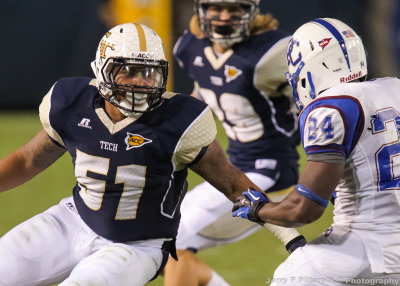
<box><xmin>0</xmin><ymin>0</ymin><xmax>399</xmax><ymax>285</ymax></box>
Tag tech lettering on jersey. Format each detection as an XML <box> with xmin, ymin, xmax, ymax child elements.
<box><xmin>125</xmin><ymin>132</ymin><xmax>152</xmax><ymax>150</ymax></box>
<box><xmin>210</xmin><ymin>76</ymin><xmax>223</xmax><ymax>86</ymax></box>
<box><xmin>100</xmin><ymin>140</ymin><xmax>118</xmax><ymax>152</ymax></box>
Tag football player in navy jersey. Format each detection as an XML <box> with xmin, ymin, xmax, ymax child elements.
<box><xmin>0</xmin><ymin>23</ymin><xmax>261</xmax><ymax>286</ymax></box>
<box><xmin>164</xmin><ymin>1</ymin><xmax>305</xmax><ymax>286</ymax></box>
<box><xmin>233</xmin><ymin>18</ymin><xmax>400</xmax><ymax>286</ymax></box>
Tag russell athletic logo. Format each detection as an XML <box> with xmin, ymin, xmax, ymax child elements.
<box><xmin>340</xmin><ymin>71</ymin><xmax>362</xmax><ymax>83</ymax></box>
<box><xmin>125</xmin><ymin>132</ymin><xmax>152</xmax><ymax>150</ymax></box>
<box><xmin>78</xmin><ymin>118</ymin><xmax>92</xmax><ymax>129</ymax></box>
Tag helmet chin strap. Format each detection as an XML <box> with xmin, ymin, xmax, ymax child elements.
<box><xmin>212</xmin><ymin>37</ymin><xmax>241</xmax><ymax>48</ymax></box>
<box><xmin>210</xmin><ymin>28</ymin><xmax>243</xmax><ymax>48</ymax></box>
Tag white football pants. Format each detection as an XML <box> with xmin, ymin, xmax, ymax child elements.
<box><xmin>270</xmin><ymin>225</ymin><xmax>400</xmax><ymax>286</ymax></box>
<box><xmin>0</xmin><ymin>197</ymin><xmax>164</xmax><ymax>286</ymax></box>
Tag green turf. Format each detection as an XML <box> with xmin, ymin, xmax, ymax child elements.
<box><xmin>0</xmin><ymin>111</ymin><xmax>333</xmax><ymax>286</ymax></box>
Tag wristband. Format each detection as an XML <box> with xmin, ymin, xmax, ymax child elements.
<box><xmin>295</xmin><ymin>184</ymin><xmax>329</xmax><ymax>208</ymax></box>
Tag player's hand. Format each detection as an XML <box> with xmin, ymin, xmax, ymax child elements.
<box><xmin>232</xmin><ymin>189</ymin><xmax>269</xmax><ymax>222</ymax></box>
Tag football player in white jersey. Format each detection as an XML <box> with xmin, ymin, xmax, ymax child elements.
<box><xmin>233</xmin><ymin>18</ymin><xmax>400</xmax><ymax>285</ymax></box>
<box><xmin>164</xmin><ymin>1</ymin><xmax>305</xmax><ymax>286</ymax></box>
<box><xmin>0</xmin><ymin>23</ymin><xmax>263</xmax><ymax>286</ymax></box>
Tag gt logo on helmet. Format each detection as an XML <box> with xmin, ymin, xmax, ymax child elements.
<box><xmin>99</xmin><ymin>41</ymin><xmax>115</xmax><ymax>59</ymax></box>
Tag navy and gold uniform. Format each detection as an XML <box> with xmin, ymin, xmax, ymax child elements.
<box><xmin>39</xmin><ymin>77</ymin><xmax>216</xmax><ymax>242</ymax></box>
<box><xmin>0</xmin><ymin>23</ymin><xmax>222</xmax><ymax>286</ymax></box>
<box><xmin>174</xmin><ymin>29</ymin><xmax>299</xmax><ymax>187</ymax></box>
<box><xmin>173</xmin><ymin>28</ymin><xmax>301</xmax><ymax>248</ymax></box>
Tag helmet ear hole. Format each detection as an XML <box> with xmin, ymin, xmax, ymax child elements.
<box><xmin>301</xmin><ymin>78</ymin><xmax>306</xmax><ymax>88</ymax></box>
<box><xmin>309</xmin><ymin>41</ymin><xmax>314</xmax><ymax>51</ymax></box>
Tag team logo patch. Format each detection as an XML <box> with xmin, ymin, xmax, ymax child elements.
<box><xmin>318</xmin><ymin>38</ymin><xmax>331</xmax><ymax>49</ymax></box>
<box><xmin>224</xmin><ymin>65</ymin><xmax>242</xmax><ymax>83</ymax></box>
<box><xmin>125</xmin><ymin>132</ymin><xmax>152</xmax><ymax>150</ymax></box>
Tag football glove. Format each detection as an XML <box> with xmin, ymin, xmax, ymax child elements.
<box><xmin>232</xmin><ymin>189</ymin><xmax>269</xmax><ymax>222</ymax></box>
<box><xmin>330</xmin><ymin>191</ymin><xmax>337</xmax><ymax>205</ymax></box>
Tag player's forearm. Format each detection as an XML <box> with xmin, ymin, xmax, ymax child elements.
<box><xmin>224</xmin><ymin>170</ymin><xmax>261</xmax><ymax>201</ymax></box>
<box><xmin>256</xmin><ymin>161</ymin><xmax>341</xmax><ymax>226</ymax></box>
<box><xmin>0</xmin><ymin>148</ymin><xmax>42</xmax><ymax>191</ymax></box>
<box><xmin>206</xmin><ymin>169</ymin><xmax>259</xmax><ymax>202</ymax></box>
<box><xmin>0</xmin><ymin>129</ymin><xmax>65</xmax><ymax>192</ymax></box>
<box><xmin>257</xmin><ymin>192</ymin><xmax>325</xmax><ymax>227</ymax></box>
<box><xmin>190</xmin><ymin>140</ymin><xmax>261</xmax><ymax>202</ymax></box>
<box><xmin>193</xmin><ymin>159</ymin><xmax>247</xmax><ymax>202</ymax></box>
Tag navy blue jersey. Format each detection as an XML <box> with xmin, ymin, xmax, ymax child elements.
<box><xmin>40</xmin><ymin>77</ymin><xmax>214</xmax><ymax>242</ymax></box>
<box><xmin>174</xmin><ymin>30</ymin><xmax>300</xmax><ymax>174</ymax></box>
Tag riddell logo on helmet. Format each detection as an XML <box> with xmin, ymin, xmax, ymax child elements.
<box><xmin>340</xmin><ymin>71</ymin><xmax>362</xmax><ymax>83</ymax></box>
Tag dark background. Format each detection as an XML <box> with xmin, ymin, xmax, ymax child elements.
<box><xmin>1</xmin><ymin>0</ymin><xmax>398</xmax><ymax>109</ymax></box>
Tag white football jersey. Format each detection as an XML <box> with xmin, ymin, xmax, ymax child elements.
<box><xmin>300</xmin><ymin>77</ymin><xmax>400</xmax><ymax>273</ymax></box>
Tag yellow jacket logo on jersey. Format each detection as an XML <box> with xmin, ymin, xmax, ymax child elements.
<box><xmin>224</xmin><ymin>65</ymin><xmax>242</xmax><ymax>83</ymax></box>
<box><xmin>125</xmin><ymin>132</ymin><xmax>152</xmax><ymax>150</ymax></box>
